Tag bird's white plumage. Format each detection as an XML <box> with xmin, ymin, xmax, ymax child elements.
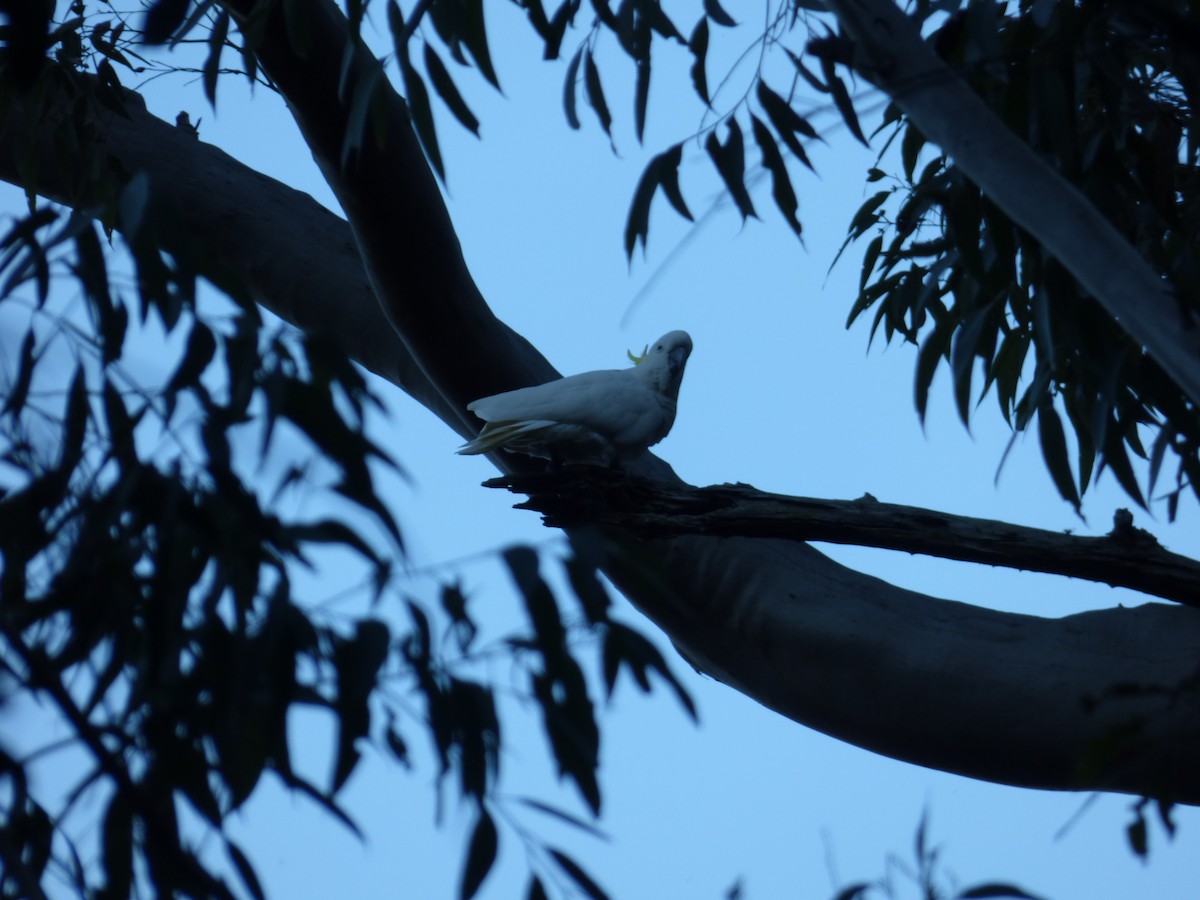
<box><xmin>457</xmin><ymin>330</ymin><xmax>693</xmax><ymax>464</ymax></box>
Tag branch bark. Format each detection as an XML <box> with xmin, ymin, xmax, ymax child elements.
<box><xmin>819</xmin><ymin>0</ymin><xmax>1200</xmax><ymax>409</ymax></box>
<box><xmin>5</xmin><ymin>12</ymin><xmax>1200</xmax><ymax>804</ymax></box>
<box><xmin>484</xmin><ymin>471</ymin><xmax>1200</xmax><ymax>608</ymax></box>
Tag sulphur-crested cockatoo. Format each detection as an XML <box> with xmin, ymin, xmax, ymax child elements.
<box><xmin>457</xmin><ymin>330</ymin><xmax>692</xmax><ymax>464</ymax></box>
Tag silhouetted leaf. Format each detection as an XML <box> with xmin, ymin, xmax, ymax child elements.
<box><xmin>563</xmin><ymin>46</ymin><xmax>584</xmax><ymax>129</ymax></box>
<box><xmin>533</xmin><ymin>666</ymin><xmax>600</xmax><ymax>813</ymax></box>
<box><xmin>859</xmin><ymin>233</ymin><xmax>882</xmax><ymax>293</ymax></box>
<box><xmin>584</xmin><ymin>53</ymin><xmax>612</xmax><ymax>136</ymax></box>
<box><xmin>430</xmin><ymin>0</ymin><xmax>500</xmax><ymax>89</ymax></box>
<box><xmin>425</xmin><ymin>44</ymin><xmax>480</xmax><ymax>136</ymax></box>
<box><xmin>689</xmin><ymin>18</ymin><xmax>710</xmax><ymax>106</ymax></box>
<box><xmin>958</xmin><ymin>884</ymin><xmax>1046</xmax><ymax>899</ymax></box>
<box><xmin>756</xmin><ymin>81</ymin><xmax>817</xmax><ymax>170</ymax></box>
<box><xmin>441</xmin><ymin>581</ymin><xmax>477</xmax><ymax>651</ymax></box>
<box><xmin>847</xmin><ymin>190</ymin><xmax>888</xmax><ymax>239</ymax></box>
<box><xmin>821</xmin><ymin>56</ymin><xmax>868</xmax><ymax>146</ymax></box>
<box><xmin>549</xmin><ymin>848</ymin><xmax>609</xmax><ymax>900</ymax></box>
<box><xmin>1037</xmin><ymin>405</ymin><xmax>1081</xmax><ymax>511</ymax></box>
<box><xmin>204</xmin><ymin>10</ymin><xmax>229</xmax><ymax>106</ymax></box>
<box><xmin>634</xmin><ymin>58</ymin><xmax>650</xmax><ymax>142</ymax></box>
<box><xmin>1101</xmin><ymin>424</ymin><xmax>1147</xmax><ymax>509</ymax></box>
<box><xmin>164</xmin><ymin>320</ymin><xmax>215</xmax><ymax>417</ymax></box>
<box><xmin>226</xmin><ymin>841</ymin><xmax>266</xmax><ymax>900</ymax></box>
<box><xmin>275</xmin><ymin>770</ymin><xmax>363</xmax><ymax>839</ymax></box>
<box><xmin>385</xmin><ymin>716</ymin><xmax>411</xmax><ymax>768</ymax></box>
<box><xmin>401</xmin><ymin>60</ymin><xmax>444</xmax><ymax>180</ymax></box>
<box><xmin>625</xmin><ymin>143</ymin><xmax>691</xmax><ymax>257</ymax></box>
<box><xmin>332</xmin><ymin>619</ymin><xmax>390</xmax><ymax>792</ymax></box>
<box><xmin>143</xmin><ymin>0</ymin><xmax>190</xmax><ymax>44</ymax></box>
<box><xmin>2</xmin><ymin>331</ymin><xmax>36</xmax><ymax>417</ymax></box>
<box><xmin>287</xmin><ymin>519</ymin><xmax>381</xmax><ymax>567</ymax></box>
<box><xmin>1129</xmin><ymin>810</ymin><xmax>1149</xmax><ymax>859</ymax></box>
<box><xmin>901</xmin><ymin>123</ymin><xmax>926</xmax><ymax>182</ymax></box>
<box><xmin>705</xmin><ymin>0</ymin><xmax>737</xmax><ymax>27</ymax></box>
<box><xmin>460</xmin><ymin>808</ymin><xmax>498</xmax><ymax>900</ymax></box>
<box><xmin>564</xmin><ymin>539</ymin><xmax>611</xmax><ymax>625</ymax></box>
<box><xmin>504</xmin><ymin>546</ymin><xmax>565</xmax><ymax>652</ymax></box>
<box><xmin>751</xmin><ymin>115</ymin><xmax>801</xmax><ymax>236</ymax></box>
<box><xmin>705</xmin><ymin>122</ymin><xmax>756</xmax><ymax>220</ymax></box>
<box><xmin>915</xmin><ymin>320</ymin><xmax>953</xmax><ymax>423</ymax></box>
<box><xmin>602</xmin><ymin>623</ymin><xmax>697</xmax><ymax>721</ymax></box>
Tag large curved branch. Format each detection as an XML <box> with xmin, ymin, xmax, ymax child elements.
<box><xmin>820</xmin><ymin>0</ymin><xmax>1200</xmax><ymax>408</ymax></box>
<box><xmin>5</xmin><ymin>22</ymin><xmax>1200</xmax><ymax>803</ymax></box>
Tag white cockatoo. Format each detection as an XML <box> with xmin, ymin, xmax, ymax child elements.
<box><xmin>457</xmin><ymin>330</ymin><xmax>693</xmax><ymax>464</ymax></box>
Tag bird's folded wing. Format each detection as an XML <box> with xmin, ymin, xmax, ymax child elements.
<box><xmin>468</xmin><ymin>370</ymin><xmax>650</xmax><ymax>435</ymax></box>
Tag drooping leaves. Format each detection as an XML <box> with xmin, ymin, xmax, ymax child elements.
<box><xmin>425</xmin><ymin>43</ymin><xmax>481</xmax><ymax>136</ymax></box>
<box><xmin>563</xmin><ymin>45</ymin><xmax>585</xmax><ymax>128</ymax></box>
<box><xmin>332</xmin><ymin>619</ymin><xmax>391</xmax><ymax>792</ymax></box>
<box><xmin>705</xmin><ymin>121</ymin><xmax>756</xmax><ymax>220</ymax></box>
<box><xmin>460</xmin><ymin>808</ymin><xmax>499</xmax><ymax>900</ymax></box>
<box><xmin>751</xmin><ymin>115</ymin><xmax>802</xmax><ymax>237</ymax></box>
<box><xmin>504</xmin><ymin>546</ymin><xmax>601</xmax><ymax>814</ymax></box>
<box><xmin>625</xmin><ymin>142</ymin><xmax>691</xmax><ymax>256</ymax></box>
<box><xmin>840</xmin><ymin>1</ymin><xmax>1200</xmax><ymax>512</ymax></box>
<box><xmin>689</xmin><ymin>18</ymin><xmax>711</xmax><ymax>107</ymax></box>
<box><xmin>704</xmin><ymin>0</ymin><xmax>737</xmax><ymax>28</ymax></box>
<box><xmin>756</xmin><ymin>81</ymin><xmax>817</xmax><ymax>170</ymax></box>
<box><xmin>584</xmin><ymin>52</ymin><xmax>613</xmax><ymax>136</ymax></box>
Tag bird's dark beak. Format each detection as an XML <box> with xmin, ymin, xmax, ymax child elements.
<box><xmin>668</xmin><ymin>344</ymin><xmax>689</xmax><ymax>376</ymax></box>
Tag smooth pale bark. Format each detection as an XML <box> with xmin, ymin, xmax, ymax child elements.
<box><xmin>5</xmin><ymin>9</ymin><xmax>1200</xmax><ymax>803</ymax></box>
<box><xmin>821</xmin><ymin>0</ymin><xmax>1200</xmax><ymax>409</ymax></box>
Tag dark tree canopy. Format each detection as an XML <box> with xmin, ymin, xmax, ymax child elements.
<box><xmin>1</xmin><ymin>1</ymin><xmax>1199</xmax><ymax>898</ymax></box>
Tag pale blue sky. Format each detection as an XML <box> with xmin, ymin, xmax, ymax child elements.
<box><xmin>6</xmin><ymin>2</ymin><xmax>1199</xmax><ymax>897</ymax></box>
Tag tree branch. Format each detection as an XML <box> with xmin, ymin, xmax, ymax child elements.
<box><xmin>484</xmin><ymin>470</ymin><xmax>1200</xmax><ymax>608</ymax></box>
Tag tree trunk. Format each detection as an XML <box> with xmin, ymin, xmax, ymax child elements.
<box><xmin>5</xmin><ymin>3</ymin><xmax>1199</xmax><ymax>804</ymax></box>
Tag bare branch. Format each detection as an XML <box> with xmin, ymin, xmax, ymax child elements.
<box><xmin>485</xmin><ymin>470</ymin><xmax>1200</xmax><ymax>608</ymax></box>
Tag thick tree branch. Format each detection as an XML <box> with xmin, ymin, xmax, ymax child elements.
<box><xmin>220</xmin><ymin>0</ymin><xmax>558</xmax><ymax>433</ymax></box>
<box><xmin>0</xmin><ymin>69</ymin><xmax>465</xmax><ymax>433</ymax></box>
<box><xmin>485</xmin><ymin>471</ymin><xmax>1200</xmax><ymax>608</ymax></box>
<box><xmin>4</xmin><ymin>18</ymin><xmax>1200</xmax><ymax>803</ymax></box>
<box><xmin>820</xmin><ymin>0</ymin><xmax>1200</xmax><ymax>408</ymax></box>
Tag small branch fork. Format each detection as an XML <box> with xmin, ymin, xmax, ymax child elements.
<box><xmin>484</xmin><ymin>469</ymin><xmax>1200</xmax><ymax>609</ymax></box>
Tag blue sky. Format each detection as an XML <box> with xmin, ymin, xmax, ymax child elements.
<box><xmin>6</xmin><ymin>2</ymin><xmax>1199</xmax><ymax>897</ymax></box>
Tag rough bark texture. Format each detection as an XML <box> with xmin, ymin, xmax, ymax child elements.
<box><xmin>4</xmin><ymin>2</ymin><xmax>1199</xmax><ymax>804</ymax></box>
<box><xmin>485</xmin><ymin>470</ymin><xmax>1200</xmax><ymax>608</ymax></box>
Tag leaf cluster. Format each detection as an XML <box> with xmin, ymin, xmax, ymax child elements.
<box><xmin>843</xmin><ymin>0</ymin><xmax>1200</xmax><ymax>515</ymax></box>
<box><xmin>0</xmin><ymin>64</ymin><xmax>404</xmax><ymax>899</ymax></box>
<box><xmin>2</xmin><ymin>11</ymin><xmax>712</xmax><ymax>899</ymax></box>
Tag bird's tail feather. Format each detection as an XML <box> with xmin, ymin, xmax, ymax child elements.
<box><xmin>456</xmin><ymin>419</ymin><xmax>554</xmax><ymax>455</ymax></box>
